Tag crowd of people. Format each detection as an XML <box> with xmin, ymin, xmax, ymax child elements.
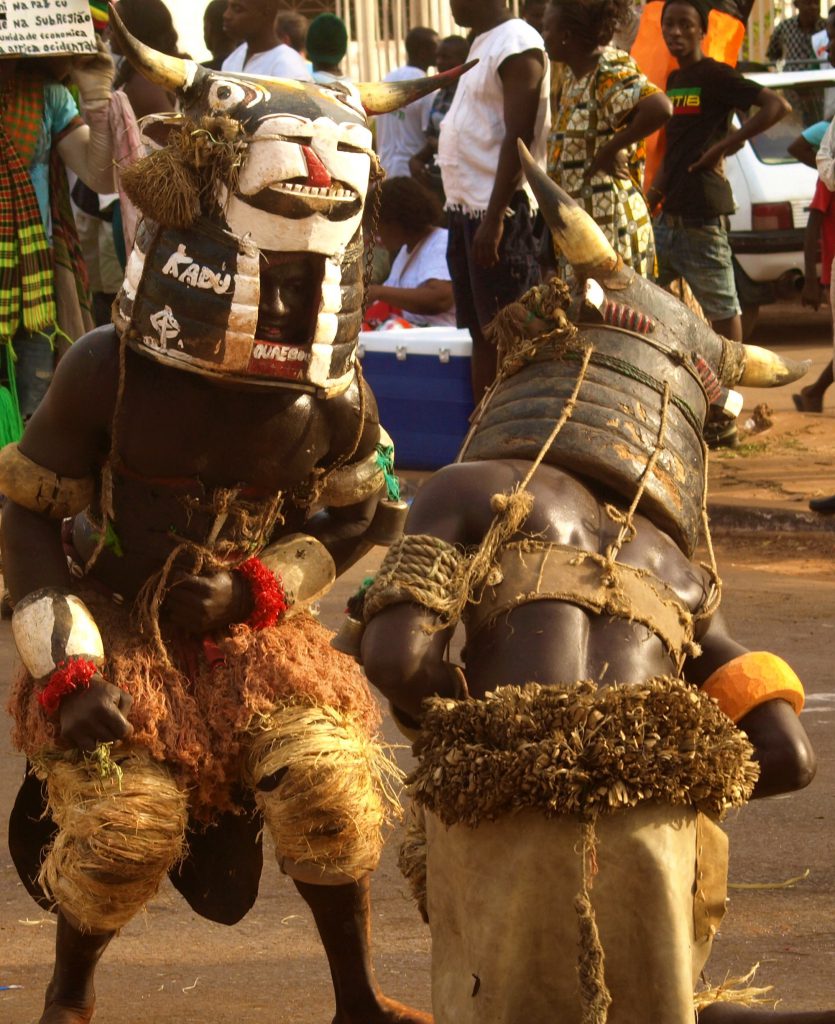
<box><xmin>5</xmin><ymin>0</ymin><xmax>835</xmax><ymax>462</ymax></box>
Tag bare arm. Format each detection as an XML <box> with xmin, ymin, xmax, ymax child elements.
<box><xmin>365</xmin><ymin>278</ymin><xmax>454</xmax><ymax>315</ymax></box>
<box><xmin>587</xmin><ymin>91</ymin><xmax>673</xmax><ymax>179</ymax></box>
<box><xmin>689</xmin><ymin>87</ymin><xmax>791</xmax><ymax>174</ymax></box>
<box><xmin>787</xmin><ymin>134</ymin><xmax>819</xmax><ymax>168</ymax></box>
<box><xmin>686</xmin><ymin>608</ymin><xmax>816</xmax><ymax>798</ymax></box>
<box><xmin>0</xmin><ymin>330</ymin><xmax>131</xmax><ymax>750</ymax></box>
<box><xmin>362</xmin><ymin>464</ymin><xmax>495</xmax><ymax>718</ymax></box>
<box><xmin>472</xmin><ymin>48</ymin><xmax>545</xmax><ymax>269</ymax></box>
<box><xmin>802</xmin><ymin>208</ymin><xmax>824</xmax><ymax>309</ymax></box>
<box><xmin>1</xmin><ymin>331</ymin><xmax>116</xmax><ymax>602</ymax></box>
<box><xmin>54</xmin><ymin>41</ymin><xmax>118</xmax><ymax>194</ymax></box>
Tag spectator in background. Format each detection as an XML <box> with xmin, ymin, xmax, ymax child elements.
<box><xmin>408</xmin><ymin>35</ymin><xmax>470</xmax><ymax>204</ymax></box>
<box><xmin>375</xmin><ymin>27</ymin><xmax>439</xmax><ymax>178</ymax></box>
<box><xmin>794</xmin><ymin>39</ymin><xmax>835</xmax><ymax>421</ymax></box>
<box><xmin>204</xmin><ymin>0</ymin><xmax>236</xmax><ymax>70</ymax></box>
<box><xmin>521</xmin><ymin>0</ymin><xmax>547</xmax><ymax>33</ymax></box>
<box><xmin>542</xmin><ymin>0</ymin><xmax>671</xmax><ymax>282</ymax></box>
<box><xmin>650</xmin><ymin>0</ymin><xmax>790</xmax><ymax>343</ymax></box>
<box><xmin>366</xmin><ymin>177</ymin><xmax>456</xmax><ymax>327</ymax></box>
<box><xmin>788</xmin><ymin>119</ymin><xmax>830</xmax><ymax>165</ymax></box>
<box><xmin>0</xmin><ymin>45</ymin><xmax>116</xmax><ymax>436</ymax></box>
<box><xmin>108</xmin><ymin>0</ymin><xmax>183</xmax><ymax>117</ymax></box>
<box><xmin>767</xmin><ymin>0</ymin><xmax>826</xmax><ymax>69</ymax></box>
<box><xmin>223</xmin><ymin>0</ymin><xmax>312</xmax><ymax>80</ymax></box>
<box><xmin>308</xmin><ymin>14</ymin><xmax>351</xmax><ymax>86</ymax></box>
<box><xmin>275</xmin><ymin>11</ymin><xmax>310</xmax><ymax>58</ymax></box>
<box><xmin>438</xmin><ymin>0</ymin><xmax>549</xmax><ymax>399</ymax></box>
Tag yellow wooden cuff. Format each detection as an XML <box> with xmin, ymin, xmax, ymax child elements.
<box><xmin>701</xmin><ymin>651</ymin><xmax>805</xmax><ymax>724</ymax></box>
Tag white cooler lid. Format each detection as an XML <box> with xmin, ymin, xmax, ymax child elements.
<box><xmin>358</xmin><ymin>326</ymin><xmax>472</xmax><ymax>359</ymax></box>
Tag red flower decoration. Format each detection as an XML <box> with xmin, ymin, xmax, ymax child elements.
<box><xmin>38</xmin><ymin>659</ymin><xmax>99</xmax><ymax>716</ymax></box>
<box><xmin>237</xmin><ymin>557</ymin><xmax>288</xmax><ymax>630</ymax></box>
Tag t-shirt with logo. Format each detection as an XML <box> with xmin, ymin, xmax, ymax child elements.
<box><xmin>661</xmin><ymin>58</ymin><xmax>762</xmax><ymax>218</ymax></box>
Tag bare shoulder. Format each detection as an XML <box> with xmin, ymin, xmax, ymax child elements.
<box><xmin>19</xmin><ymin>326</ymin><xmax>120</xmax><ymax>477</ymax></box>
<box><xmin>407</xmin><ymin>461</ymin><xmax>512</xmax><ymax>544</ymax></box>
<box><xmin>324</xmin><ymin>374</ymin><xmax>381</xmax><ymax>464</ymax></box>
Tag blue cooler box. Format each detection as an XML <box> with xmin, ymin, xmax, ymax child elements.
<box><xmin>359</xmin><ymin>327</ymin><xmax>474</xmax><ymax>470</ymax></box>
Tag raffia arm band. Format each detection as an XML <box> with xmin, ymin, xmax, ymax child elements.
<box><xmin>318</xmin><ymin>428</ymin><xmax>394</xmax><ymax>507</ymax></box>
<box><xmin>0</xmin><ymin>444</ymin><xmax>95</xmax><ymax>519</ymax></box>
<box><xmin>12</xmin><ymin>588</ymin><xmax>104</xmax><ymax>680</ymax></box>
<box><xmin>701</xmin><ymin>651</ymin><xmax>805</xmax><ymax>724</ymax></box>
<box><xmin>363</xmin><ymin>535</ymin><xmax>465</xmax><ymax>623</ymax></box>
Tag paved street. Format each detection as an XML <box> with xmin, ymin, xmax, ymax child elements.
<box><xmin>0</xmin><ymin>302</ymin><xmax>833</xmax><ymax>1023</ymax></box>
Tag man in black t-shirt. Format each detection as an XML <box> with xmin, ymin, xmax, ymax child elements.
<box><xmin>648</xmin><ymin>0</ymin><xmax>790</xmax><ymax>342</ymax></box>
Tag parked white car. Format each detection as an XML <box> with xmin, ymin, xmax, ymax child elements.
<box><xmin>725</xmin><ymin>68</ymin><xmax>835</xmax><ymax>334</ymax></box>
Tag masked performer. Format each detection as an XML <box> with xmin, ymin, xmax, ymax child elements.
<box><xmin>360</xmin><ymin>145</ymin><xmax>823</xmax><ymax>1024</ymax></box>
<box><xmin>1</xmin><ymin>11</ymin><xmax>471</xmax><ymax>1024</ymax></box>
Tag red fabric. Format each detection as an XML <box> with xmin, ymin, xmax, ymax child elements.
<box><xmin>237</xmin><ymin>557</ymin><xmax>289</xmax><ymax>631</ymax></box>
<box><xmin>810</xmin><ymin>177</ymin><xmax>835</xmax><ymax>285</ymax></box>
<box><xmin>38</xmin><ymin>658</ymin><xmax>98</xmax><ymax>716</ymax></box>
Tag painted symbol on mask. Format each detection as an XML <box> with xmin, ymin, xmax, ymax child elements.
<box><xmin>161</xmin><ymin>244</ymin><xmax>233</xmax><ymax>294</ymax></box>
<box><xmin>149</xmin><ymin>306</ymin><xmax>181</xmax><ymax>350</ymax></box>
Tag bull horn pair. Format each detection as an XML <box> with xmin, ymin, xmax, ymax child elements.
<box><xmin>517</xmin><ymin>141</ymin><xmax>809</xmax><ymax>389</ymax></box>
<box><xmin>107</xmin><ymin>5</ymin><xmax>474</xmax><ymax>115</ymax></box>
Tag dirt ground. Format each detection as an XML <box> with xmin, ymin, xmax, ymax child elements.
<box><xmin>0</xmin><ymin>528</ymin><xmax>832</xmax><ymax>1024</ymax></box>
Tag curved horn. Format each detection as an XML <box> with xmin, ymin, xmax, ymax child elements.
<box><xmin>517</xmin><ymin>139</ymin><xmax>618</xmax><ymax>274</ymax></box>
<box><xmin>356</xmin><ymin>60</ymin><xmax>477</xmax><ymax>115</ymax></box>
<box><xmin>737</xmin><ymin>344</ymin><xmax>811</xmax><ymax>388</ymax></box>
<box><xmin>108</xmin><ymin>2</ymin><xmax>196</xmax><ymax>93</ymax></box>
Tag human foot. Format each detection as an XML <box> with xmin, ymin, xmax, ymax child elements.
<box><xmin>332</xmin><ymin>994</ymin><xmax>433</xmax><ymax>1024</ymax></box>
<box><xmin>792</xmin><ymin>389</ymin><xmax>824</xmax><ymax>412</ymax></box>
<box><xmin>39</xmin><ymin>996</ymin><xmax>95</xmax><ymax>1024</ymax></box>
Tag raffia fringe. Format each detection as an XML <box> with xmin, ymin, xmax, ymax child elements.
<box><xmin>245</xmin><ymin>704</ymin><xmax>404</xmax><ymax>880</ymax></box>
<box><xmin>694</xmin><ymin>963</ymin><xmax>777</xmax><ymax>1011</ymax></box>
<box><xmin>35</xmin><ymin>748</ymin><xmax>187</xmax><ymax>933</ymax></box>
<box><xmin>410</xmin><ymin>678</ymin><xmax>758</xmax><ymax>826</ymax></box>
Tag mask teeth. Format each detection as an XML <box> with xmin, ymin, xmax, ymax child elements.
<box><xmin>319</xmin><ymin>258</ymin><xmax>343</xmax><ymax>316</ymax></box>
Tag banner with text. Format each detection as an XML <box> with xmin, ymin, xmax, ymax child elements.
<box><xmin>0</xmin><ymin>0</ymin><xmax>96</xmax><ymax>58</ymax></box>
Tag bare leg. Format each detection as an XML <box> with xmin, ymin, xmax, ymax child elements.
<box><xmin>711</xmin><ymin>313</ymin><xmax>743</xmax><ymax>342</ymax></box>
<box><xmin>294</xmin><ymin>876</ymin><xmax>432</xmax><ymax>1024</ymax></box>
<box><xmin>40</xmin><ymin>911</ymin><xmax>114</xmax><ymax>1024</ymax></box>
<box><xmin>698</xmin><ymin>1007</ymin><xmax>835</xmax><ymax>1023</ymax></box>
<box><xmin>793</xmin><ymin>361</ymin><xmax>833</xmax><ymax>412</ymax></box>
<box><xmin>469</xmin><ymin>322</ymin><xmax>498</xmax><ymax>403</ymax></box>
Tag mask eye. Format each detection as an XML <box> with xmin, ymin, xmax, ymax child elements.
<box><xmin>208</xmin><ymin>79</ymin><xmax>248</xmax><ymax>112</ymax></box>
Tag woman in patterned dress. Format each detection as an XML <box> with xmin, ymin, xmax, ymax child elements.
<box><xmin>542</xmin><ymin>0</ymin><xmax>672</xmax><ymax>280</ymax></box>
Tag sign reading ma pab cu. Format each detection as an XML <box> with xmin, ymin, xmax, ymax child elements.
<box><xmin>0</xmin><ymin>0</ymin><xmax>96</xmax><ymax>58</ymax></box>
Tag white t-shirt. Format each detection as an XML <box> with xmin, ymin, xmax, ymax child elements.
<box><xmin>437</xmin><ymin>19</ymin><xmax>549</xmax><ymax>215</ymax></box>
<box><xmin>384</xmin><ymin>227</ymin><xmax>456</xmax><ymax>327</ymax></box>
<box><xmin>222</xmin><ymin>43</ymin><xmax>312</xmax><ymax>81</ymax></box>
<box><xmin>374</xmin><ymin>66</ymin><xmax>432</xmax><ymax>179</ymax></box>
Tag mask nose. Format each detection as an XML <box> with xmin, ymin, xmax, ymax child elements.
<box><xmin>302</xmin><ymin>145</ymin><xmax>332</xmax><ymax>188</ymax></box>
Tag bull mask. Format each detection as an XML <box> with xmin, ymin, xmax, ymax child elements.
<box><xmin>110</xmin><ymin>4</ymin><xmax>473</xmax><ymax>394</ymax></box>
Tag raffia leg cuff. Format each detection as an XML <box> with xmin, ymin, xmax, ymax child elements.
<box><xmin>38</xmin><ymin>750</ymin><xmax>188</xmax><ymax>932</ymax></box>
<box><xmin>245</xmin><ymin>704</ymin><xmax>402</xmax><ymax>884</ymax></box>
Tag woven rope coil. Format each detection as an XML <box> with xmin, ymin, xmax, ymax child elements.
<box><xmin>363</xmin><ymin>534</ymin><xmax>465</xmax><ymax>622</ymax></box>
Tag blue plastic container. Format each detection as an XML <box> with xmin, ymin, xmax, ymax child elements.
<box><xmin>358</xmin><ymin>328</ymin><xmax>474</xmax><ymax>470</ymax></box>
